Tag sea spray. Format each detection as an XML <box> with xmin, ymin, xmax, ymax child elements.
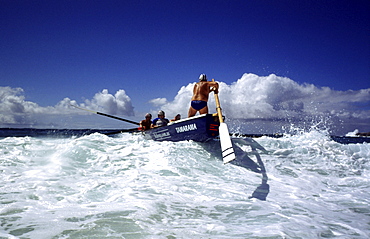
<box><xmin>1</xmin><ymin>130</ymin><xmax>369</xmax><ymax>238</ymax></box>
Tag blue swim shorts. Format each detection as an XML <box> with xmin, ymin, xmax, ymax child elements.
<box><xmin>191</xmin><ymin>100</ymin><xmax>207</xmax><ymax>110</ymax></box>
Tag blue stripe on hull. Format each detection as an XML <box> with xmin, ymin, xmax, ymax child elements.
<box><xmin>144</xmin><ymin>114</ymin><xmax>219</xmax><ymax>142</ymax></box>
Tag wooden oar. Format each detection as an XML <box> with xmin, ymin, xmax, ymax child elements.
<box><xmin>212</xmin><ymin>79</ymin><xmax>236</xmax><ymax>164</ymax></box>
<box><xmin>70</xmin><ymin>104</ymin><xmax>140</xmax><ymax>125</ymax></box>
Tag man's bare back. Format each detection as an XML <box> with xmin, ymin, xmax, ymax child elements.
<box><xmin>191</xmin><ymin>81</ymin><xmax>216</xmax><ymax>101</ymax></box>
<box><xmin>188</xmin><ymin>75</ymin><xmax>218</xmax><ymax>117</ymax></box>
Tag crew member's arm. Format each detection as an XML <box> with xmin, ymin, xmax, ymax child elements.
<box><xmin>210</xmin><ymin>82</ymin><xmax>219</xmax><ymax>94</ymax></box>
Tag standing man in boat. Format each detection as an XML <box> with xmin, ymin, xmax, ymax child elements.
<box><xmin>188</xmin><ymin>74</ymin><xmax>219</xmax><ymax>117</ymax></box>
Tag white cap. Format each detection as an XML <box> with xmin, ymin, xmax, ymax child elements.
<box><xmin>199</xmin><ymin>74</ymin><xmax>207</xmax><ymax>81</ymax></box>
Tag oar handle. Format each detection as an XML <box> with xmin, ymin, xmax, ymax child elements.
<box><xmin>96</xmin><ymin>111</ymin><xmax>139</xmax><ymax>125</ymax></box>
<box><xmin>212</xmin><ymin>79</ymin><xmax>224</xmax><ymax>123</ymax></box>
<box><xmin>70</xmin><ymin>104</ymin><xmax>140</xmax><ymax>125</ymax></box>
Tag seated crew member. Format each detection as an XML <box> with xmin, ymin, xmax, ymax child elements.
<box><xmin>152</xmin><ymin>110</ymin><xmax>169</xmax><ymax>127</ymax></box>
<box><xmin>170</xmin><ymin>114</ymin><xmax>181</xmax><ymax>122</ymax></box>
<box><xmin>188</xmin><ymin>74</ymin><xmax>219</xmax><ymax>117</ymax></box>
<box><xmin>139</xmin><ymin>113</ymin><xmax>152</xmax><ymax>130</ymax></box>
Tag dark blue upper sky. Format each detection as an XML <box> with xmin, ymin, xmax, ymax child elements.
<box><xmin>1</xmin><ymin>0</ymin><xmax>369</xmax><ymax>112</ymax></box>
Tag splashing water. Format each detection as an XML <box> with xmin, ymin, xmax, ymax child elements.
<box><xmin>0</xmin><ymin>130</ymin><xmax>369</xmax><ymax>238</ymax></box>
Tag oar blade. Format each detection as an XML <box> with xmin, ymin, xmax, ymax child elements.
<box><xmin>219</xmin><ymin>123</ymin><xmax>236</xmax><ymax>164</ymax></box>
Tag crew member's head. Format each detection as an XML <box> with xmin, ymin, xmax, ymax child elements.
<box><xmin>199</xmin><ymin>74</ymin><xmax>207</xmax><ymax>81</ymax></box>
<box><xmin>145</xmin><ymin>113</ymin><xmax>152</xmax><ymax>119</ymax></box>
<box><xmin>158</xmin><ymin>110</ymin><xmax>165</xmax><ymax>118</ymax></box>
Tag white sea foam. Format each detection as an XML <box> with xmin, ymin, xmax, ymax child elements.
<box><xmin>0</xmin><ymin>131</ymin><xmax>369</xmax><ymax>238</ymax></box>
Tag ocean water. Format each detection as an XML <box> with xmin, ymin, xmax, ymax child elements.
<box><xmin>0</xmin><ymin>130</ymin><xmax>369</xmax><ymax>238</ymax></box>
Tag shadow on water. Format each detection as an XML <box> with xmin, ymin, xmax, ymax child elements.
<box><xmin>200</xmin><ymin>137</ymin><xmax>270</xmax><ymax>201</ymax></box>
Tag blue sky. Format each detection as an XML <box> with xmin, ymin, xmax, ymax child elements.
<box><xmin>1</xmin><ymin>0</ymin><xmax>369</xmax><ymax>134</ymax></box>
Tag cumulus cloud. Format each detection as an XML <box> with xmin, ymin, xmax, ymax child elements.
<box><xmin>1</xmin><ymin>74</ymin><xmax>369</xmax><ymax>133</ymax></box>
<box><xmin>0</xmin><ymin>87</ymin><xmax>47</xmax><ymax>114</ymax></box>
<box><xmin>82</xmin><ymin>89</ymin><xmax>134</xmax><ymax>116</ymax></box>
<box><xmin>217</xmin><ymin>74</ymin><xmax>370</xmax><ymax>120</ymax></box>
<box><xmin>149</xmin><ymin>97</ymin><xmax>168</xmax><ymax>107</ymax></box>
<box><xmin>149</xmin><ymin>73</ymin><xmax>370</xmax><ymax>134</ymax></box>
<box><xmin>0</xmin><ymin>87</ymin><xmax>135</xmax><ymax>127</ymax></box>
<box><xmin>148</xmin><ymin>85</ymin><xmax>194</xmax><ymax>118</ymax></box>
<box><xmin>0</xmin><ymin>86</ymin><xmax>51</xmax><ymax>125</ymax></box>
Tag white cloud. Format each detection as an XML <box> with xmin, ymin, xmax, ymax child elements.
<box><xmin>0</xmin><ymin>87</ymin><xmax>135</xmax><ymax>127</ymax></box>
<box><xmin>1</xmin><ymin>74</ymin><xmax>369</xmax><ymax>133</ymax></box>
<box><xmin>149</xmin><ymin>97</ymin><xmax>168</xmax><ymax>107</ymax></box>
<box><xmin>82</xmin><ymin>89</ymin><xmax>134</xmax><ymax>116</ymax></box>
<box><xmin>148</xmin><ymin>73</ymin><xmax>370</xmax><ymax>134</ymax></box>
<box><xmin>153</xmin><ymin>73</ymin><xmax>370</xmax><ymax>119</ymax></box>
<box><xmin>148</xmin><ymin>85</ymin><xmax>193</xmax><ymax>118</ymax></box>
<box><xmin>0</xmin><ymin>86</ymin><xmax>50</xmax><ymax>125</ymax></box>
<box><xmin>55</xmin><ymin>97</ymin><xmax>78</xmax><ymax>111</ymax></box>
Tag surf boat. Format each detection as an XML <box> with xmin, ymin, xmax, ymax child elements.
<box><xmin>144</xmin><ymin>113</ymin><xmax>220</xmax><ymax>142</ymax></box>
